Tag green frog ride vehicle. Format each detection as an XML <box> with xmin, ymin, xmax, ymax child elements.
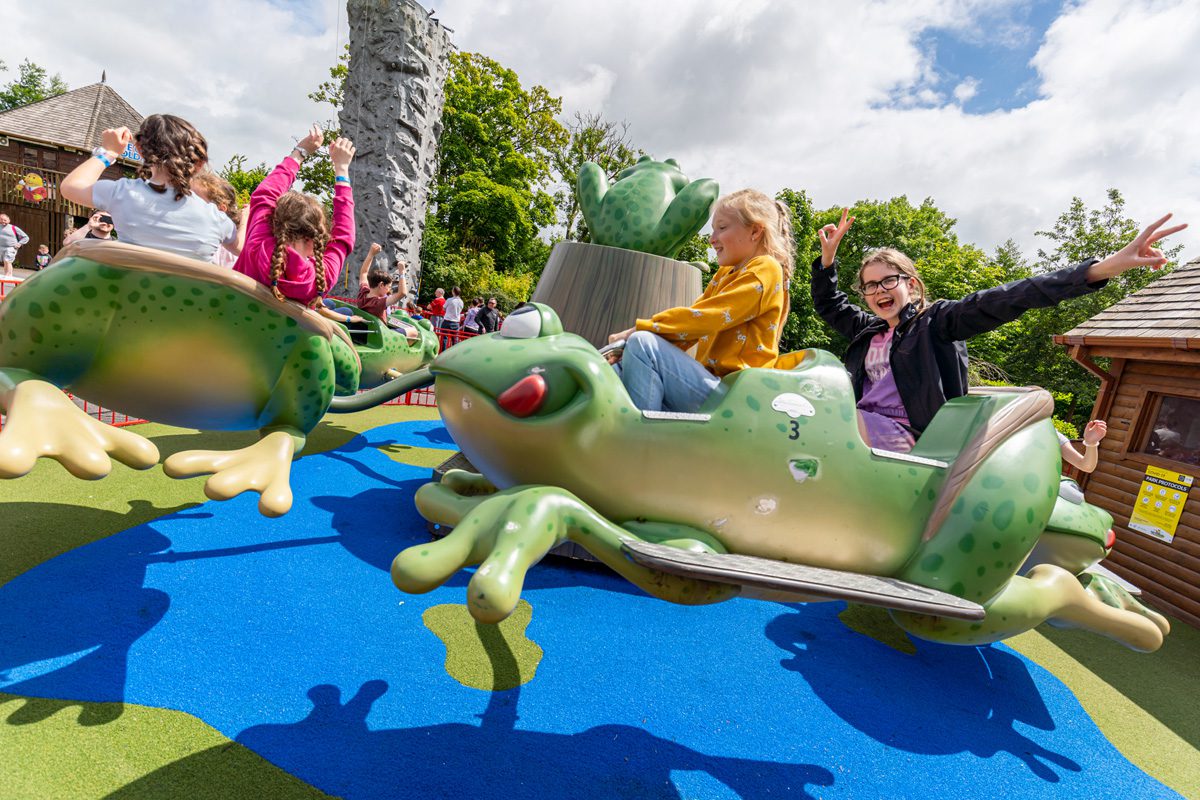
<box><xmin>390</xmin><ymin>304</ymin><xmax>1169</xmax><ymax>652</ymax></box>
<box><xmin>0</xmin><ymin>240</ymin><xmax>437</xmax><ymax>516</ymax></box>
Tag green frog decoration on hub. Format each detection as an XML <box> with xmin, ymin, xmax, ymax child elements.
<box><xmin>391</xmin><ymin>304</ymin><xmax>1169</xmax><ymax>653</ymax></box>
<box><xmin>577</xmin><ymin>156</ymin><xmax>719</xmax><ymax>258</ymax></box>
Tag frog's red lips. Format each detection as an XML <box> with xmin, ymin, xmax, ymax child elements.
<box><xmin>497</xmin><ymin>374</ymin><xmax>546</xmax><ymax>417</ymax></box>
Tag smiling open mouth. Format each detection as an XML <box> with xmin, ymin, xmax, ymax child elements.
<box><xmin>876</xmin><ymin>296</ymin><xmax>895</xmax><ymax>310</ymax></box>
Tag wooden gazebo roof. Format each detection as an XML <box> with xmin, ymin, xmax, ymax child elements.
<box><xmin>0</xmin><ymin>81</ymin><xmax>142</xmax><ymax>161</ymax></box>
<box><xmin>1055</xmin><ymin>258</ymin><xmax>1200</xmax><ymax>351</ymax></box>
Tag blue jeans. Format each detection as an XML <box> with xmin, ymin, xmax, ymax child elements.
<box><xmin>616</xmin><ymin>331</ymin><xmax>720</xmax><ymax>412</ymax></box>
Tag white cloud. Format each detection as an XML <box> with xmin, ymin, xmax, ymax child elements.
<box><xmin>953</xmin><ymin>78</ymin><xmax>980</xmax><ymax>104</ymax></box>
<box><xmin>6</xmin><ymin>0</ymin><xmax>1197</xmax><ymax>261</ymax></box>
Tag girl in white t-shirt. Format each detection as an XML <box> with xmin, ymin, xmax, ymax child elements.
<box><xmin>60</xmin><ymin>114</ymin><xmax>237</xmax><ymax>261</ymax></box>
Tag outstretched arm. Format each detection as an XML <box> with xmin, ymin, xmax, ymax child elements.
<box><xmin>322</xmin><ymin>137</ymin><xmax>357</xmax><ymax>290</ymax></box>
<box><xmin>1086</xmin><ymin>214</ymin><xmax>1187</xmax><ymax>281</ymax></box>
<box><xmin>60</xmin><ymin>127</ymin><xmax>131</xmax><ymax>207</ymax></box>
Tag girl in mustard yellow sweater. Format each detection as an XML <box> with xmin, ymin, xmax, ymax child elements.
<box><xmin>608</xmin><ymin>189</ymin><xmax>794</xmax><ymax>412</ymax></box>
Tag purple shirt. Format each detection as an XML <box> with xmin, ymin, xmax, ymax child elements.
<box><xmin>858</xmin><ymin>329</ymin><xmax>910</xmax><ymax>425</ymax></box>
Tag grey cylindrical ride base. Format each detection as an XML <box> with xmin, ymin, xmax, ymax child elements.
<box><xmin>531</xmin><ymin>241</ymin><xmax>703</xmax><ymax>348</ymax></box>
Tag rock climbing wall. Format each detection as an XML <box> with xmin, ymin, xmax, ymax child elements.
<box><xmin>340</xmin><ymin>0</ymin><xmax>453</xmax><ymax>294</ymax></box>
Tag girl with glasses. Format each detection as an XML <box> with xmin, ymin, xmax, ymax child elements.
<box><xmin>814</xmin><ymin>209</ymin><xmax>1185</xmax><ymax>453</ymax></box>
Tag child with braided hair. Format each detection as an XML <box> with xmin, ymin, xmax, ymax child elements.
<box><xmin>233</xmin><ymin>125</ymin><xmax>356</xmax><ymax>308</ymax></box>
<box><xmin>60</xmin><ymin>114</ymin><xmax>237</xmax><ymax>261</ymax></box>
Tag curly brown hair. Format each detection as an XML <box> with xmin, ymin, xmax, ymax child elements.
<box><xmin>135</xmin><ymin>114</ymin><xmax>208</xmax><ymax>201</ymax></box>
<box><xmin>269</xmin><ymin>191</ymin><xmax>329</xmax><ymax>306</ymax></box>
<box><xmin>191</xmin><ymin>169</ymin><xmax>239</xmax><ymax>223</ymax></box>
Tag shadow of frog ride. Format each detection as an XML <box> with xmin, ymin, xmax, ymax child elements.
<box><xmin>0</xmin><ymin>240</ymin><xmax>437</xmax><ymax>517</ymax></box>
<box><xmin>390</xmin><ymin>303</ymin><xmax>1169</xmax><ymax>652</ymax></box>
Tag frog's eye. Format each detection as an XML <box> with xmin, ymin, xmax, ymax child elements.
<box><xmin>499</xmin><ymin>305</ymin><xmax>541</xmax><ymax>339</ymax></box>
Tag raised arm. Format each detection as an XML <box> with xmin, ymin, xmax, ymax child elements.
<box><xmin>934</xmin><ymin>214</ymin><xmax>1187</xmax><ymax>342</ymax></box>
<box><xmin>357</xmin><ymin>242</ymin><xmax>382</xmax><ymax>288</ymax></box>
<box><xmin>243</xmin><ymin>125</ymin><xmax>324</xmax><ymax>253</ymax></box>
<box><xmin>1061</xmin><ymin>420</ymin><xmax>1107</xmax><ymax>473</ymax></box>
<box><xmin>321</xmin><ymin>137</ymin><xmax>357</xmax><ymax>290</ymax></box>
<box><xmin>811</xmin><ymin>209</ymin><xmax>874</xmax><ymax>340</ymax></box>
<box><xmin>60</xmin><ymin>127</ymin><xmax>131</xmax><ymax>208</ymax></box>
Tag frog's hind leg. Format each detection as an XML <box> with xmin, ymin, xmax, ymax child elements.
<box><xmin>162</xmin><ymin>426</ymin><xmax>303</xmax><ymax>518</ymax></box>
<box><xmin>0</xmin><ymin>368</ymin><xmax>159</xmax><ymax>479</ymax></box>
<box><xmin>892</xmin><ymin>564</ymin><xmax>1169</xmax><ymax>652</ymax></box>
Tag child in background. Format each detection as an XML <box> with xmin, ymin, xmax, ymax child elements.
<box><xmin>34</xmin><ymin>244</ymin><xmax>51</xmax><ymax>270</ymax></box>
<box><xmin>427</xmin><ymin>287</ymin><xmax>446</xmax><ymax>330</ymax></box>
<box><xmin>814</xmin><ymin>210</ymin><xmax>1186</xmax><ymax>453</ymax></box>
<box><xmin>0</xmin><ymin>213</ymin><xmax>29</xmax><ymax>277</ymax></box>
<box><xmin>607</xmin><ymin>189</ymin><xmax>793</xmax><ymax>413</ymax></box>
<box><xmin>234</xmin><ymin>125</ymin><xmax>356</xmax><ymax>307</ymax></box>
<box><xmin>191</xmin><ymin>170</ymin><xmax>247</xmax><ymax>267</ymax></box>
<box><xmin>59</xmin><ymin>115</ymin><xmax>237</xmax><ymax>261</ymax></box>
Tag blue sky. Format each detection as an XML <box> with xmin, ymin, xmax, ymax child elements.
<box><xmin>920</xmin><ymin>1</ymin><xmax>1065</xmax><ymax>112</ymax></box>
<box><xmin>9</xmin><ymin>0</ymin><xmax>1200</xmax><ymax>259</ymax></box>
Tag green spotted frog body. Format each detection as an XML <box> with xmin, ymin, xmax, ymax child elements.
<box><xmin>577</xmin><ymin>156</ymin><xmax>718</xmax><ymax>258</ymax></box>
<box><xmin>392</xmin><ymin>304</ymin><xmax>1169</xmax><ymax>652</ymax></box>
<box><xmin>0</xmin><ymin>240</ymin><xmax>435</xmax><ymax>516</ymax></box>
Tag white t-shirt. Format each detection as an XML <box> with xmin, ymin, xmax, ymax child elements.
<box><xmin>444</xmin><ymin>296</ymin><xmax>464</xmax><ymax>323</ymax></box>
<box><xmin>91</xmin><ymin>178</ymin><xmax>237</xmax><ymax>261</ymax></box>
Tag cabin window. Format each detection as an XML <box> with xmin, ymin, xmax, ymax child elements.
<box><xmin>1138</xmin><ymin>394</ymin><xmax>1200</xmax><ymax>467</ymax></box>
<box><xmin>22</xmin><ymin>148</ymin><xmax>38</xmax><ymax>168</ymax></box>
<box><xmin>43</xmin><ymin>151</ymin><xmax>57</xmax><ymax>170</ymax></box>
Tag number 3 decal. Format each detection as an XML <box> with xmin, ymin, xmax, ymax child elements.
<box><xmin>788</xmin><ymin>420</ymin><xmax>800</xmax><ymax>440</ymax></box>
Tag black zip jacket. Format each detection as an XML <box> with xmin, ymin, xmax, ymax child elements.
<box><xmin>810</xmin><ymin>256</ymin><xmax>1106</xmax><ymax>435</ymax></box>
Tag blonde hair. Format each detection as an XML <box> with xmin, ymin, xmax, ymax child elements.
<box><xmin>713</xmin><ymin>189</ymin><xmax>795</xmax><ymax>282</ymax></box>
<box><xmin>191</xmin><ymin>170</ymin><xmax>239</xmax><ymax>224</ymax></box>
<box><xmin>713</xmin><ymin>189</ymin><xmax>796</xmax><ymax>339</ymax></box>
<box><xmin>270</xmin><ymin>192</ymin><xmax>328</xmax><ymax>307</ymax></box>
<box><xmin>856</xmin><ymin>248</ymin><xmax>929</xmax><ymax>311</ymax></box>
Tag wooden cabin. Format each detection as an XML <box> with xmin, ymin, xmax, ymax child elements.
<box><xmin>0</xmin><ymin>79</ymin><xmax>143</xmax><ymax>262</ymax></box>
<box><xmin>1055</xmin><ymin>258</ymin><xmax>1200</xmax><ymax>628</ymax></box>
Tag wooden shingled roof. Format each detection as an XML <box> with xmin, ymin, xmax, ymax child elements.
<box><xmin>1055</xmin><ymin>258</ymin><xmax>1200</xmax><ymax>349</ymax></box>
<box><xmin>0</xmin><ymin>81</ymin><xmax>143</xmax><ymax>155</ymax></box>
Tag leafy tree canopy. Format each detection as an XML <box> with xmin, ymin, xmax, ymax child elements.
<box><xmin>0</xmin><ymin>59</ymin><xmax>68</xmax><ymax>112</ymax></box>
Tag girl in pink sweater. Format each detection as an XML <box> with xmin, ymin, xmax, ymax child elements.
<box><xmin>235</xmin><ymin>125</ymin><xmax>356</xmax><ymax>306</ymax></box>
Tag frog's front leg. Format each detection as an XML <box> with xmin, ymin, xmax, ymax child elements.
<box><xmin>892</xmin><ymin>565</ymin><xmax>1170</xmax><ymax>652</ymax></box>
<box><xmin>0</xmin><ymin>369</ymin><xmax>159</xmax><ymax>479</ymax></box>
<box><xmin>656</xmin><ymin>178</ymin><xmax>720</xmax><ymax>256</ymax></box>
<box><xmin>394</xmin><ymin>483</ymin><xmax>738</xmax><ymax>623</ymax></box>
<box><xmin>576</xmin><ymin>162</ymin><xmax>609</xmax><ymax>221</ymax></box>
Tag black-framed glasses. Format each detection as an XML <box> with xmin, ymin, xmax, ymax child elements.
<box><xmin>859</xmin><ymin>274</ymin><xmax>909</xmax><ymax>295</ymax></box>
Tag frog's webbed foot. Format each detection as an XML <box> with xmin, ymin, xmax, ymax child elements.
<box><xmin>395</xmin><ymin>485</ymin><xmax>738</xmax><ymax>623</ymax></box>
<box><xmin>0</xmin><ymin>378</ymin><xmax>158</xmax><ymax>479</ymax></box>
<box><xmin>162</xmin><ymin>429</ymin><xmax>301</xmax><ymax>517</ymax></box>
<box><xmin>1052</xmin><ymin>571</ymin><xmax>1171</xmax><ymax>642</ymax></box>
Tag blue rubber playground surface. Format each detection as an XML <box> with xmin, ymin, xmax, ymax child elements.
<box><xmin>0</xmin><ymin>419</ymin><xmax>1184</xmax><ymax>798</ymax></box>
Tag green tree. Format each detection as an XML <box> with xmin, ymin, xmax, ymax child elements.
<box><xmin>217</xmin><ymin>155</ymin><xmax>268</xmax><ymax>207</ymax></box>
<box><xmin>0</xmin><ymin>59</ymin><xmax>69</xmax><ymax>111</ymax></box>
<box><xmin>552</xmin><ymin>111</ymin><xmax>641</xmax><ymax>241</ymax></box>
<box><xmin>421</xmin><ymin>52</ymin><xmax>569</xmax><ymax>297</ymax></box>
<box><xmin>991</xmin><ymin>189</ymin><xmax>1184</xmax><ymax>418</ymax></box>
<box><xmin>781</xmin><ymin>194</ymin><xmax>993</xmax><ymax>355</ymax></box>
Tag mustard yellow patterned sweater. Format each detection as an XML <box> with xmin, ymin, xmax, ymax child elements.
<box><xmin>635</xmin><ymin>255</ymin><xmax>787</xmax><ymax>377</ymax></box>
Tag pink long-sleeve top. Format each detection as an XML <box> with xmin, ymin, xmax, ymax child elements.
<box><xmin>234</xmin><ymin>155</ymin><xmax>354</xmax><ymax>305</ymax></box>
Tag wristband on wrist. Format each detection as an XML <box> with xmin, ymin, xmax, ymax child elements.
<box><xmin>291</xmin><ymin>147</ymin><xmax>307</xmax><ymax>160</ymax></box>
<box><xmin>1084</xmin><ymin>442</ymin><xmax>1098</xmax><ymax>448</ymax></box>
<box><xmin>335</xmin><ymin>175</ymin><xmax>350</xmax><ymax>184</ymax></box>
<box><xmin>92</xmin><ymin>147</ymin><xmax>115</xmax><ymax>167</ymax></box>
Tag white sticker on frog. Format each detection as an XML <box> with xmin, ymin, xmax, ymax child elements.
<box><xmin>754</xmin><ymin>496</ymin><xmax>778</xmax><ymax>515</ymax></box>
<box><xmin>772</xmin><ymin>393</ymin><xmax>815</xmax><ymax>418</ymax></box>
